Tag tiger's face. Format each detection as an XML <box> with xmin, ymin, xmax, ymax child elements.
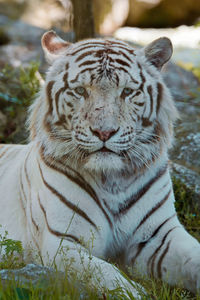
<box><xmin>31</xmin><ymin>32</ymin><xmax>178</xmax><ymax>173</ymax></box>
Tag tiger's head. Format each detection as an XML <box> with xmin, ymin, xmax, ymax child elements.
<box><xmin>29</xmin><ymin>31</ymin><xmax>178</xmax><ymax>173</ymax></box>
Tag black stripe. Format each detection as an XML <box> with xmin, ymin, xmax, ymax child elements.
<box><xmin>24</xmin><ymin>151</ymin><xmax>31</xmax><ymax>186</ymax></box>
<box><xmin>148</xmin><ymin>226</ymin><xmax>179</xmax><ymax>276</ymax></box>
<box><xmin>30</xmin><ymin>202</ymin><xmax>39</xmax><ymax>232</ymax></box>
<box><xmin>63</xmin><ymin>71</ymin><xmax>69</xmax><ymax>84</ymax></box>
<box><xmin>70</xmin><ymin>74</ymin><xmax>79</xmax><ymax>83</ymax></box>
<box><xmin>142</xmin><ymin>117</ymin><xmax>152</xmax><ymax>127</ymax></box>
<box><xmin>45</xmin><ymin>81</ymin><xmax>55</xmax><ymax>115</ymax></box>
<box><xmin>78</xmin><ymin>67</ymin><xmax>97</xmax><ymax>75</ymax></box>
<box><xmin>118</xmin><ymin>50</ymin><xmax>133</xmax><ymax>63</ymax></box>
<box><xmin>72</xmin><ymin>43</ymin><xmax>107</xmax><ymax>56</ymax></box>
<box><xmin>19</xmin><ymin>167</ymin><xmax>27</xmax><ymax>216</ymax></box>
<box><xmin>134</xmin><ymin>102</ymin><xmax>144</xmax><ymax>107</ymax></box>
<box><xmin>134</xmin><ymin>90</ymin><xmax>142</xmax><ymax>97</ymax></box>
<box><xmin>109</xmin><ymin>65</ymin><xmax>128</xmax><ymax>74</ymax></box>
<box><xmin>38</xmin><ymin>162</ymin><xmax>97</xmax><ymax>229</ymax></box>
<box><xmin>55</xmin><ymin>87</ymin><xmax>64</xmax><ymax>116</ymax></box>
<box><xmin>66</xmin><ymin>101</ymin><xmax>73</xmax><ymax>107</ymax></box>
<box><xmin>43</xmin><ymin>81</ymin><xmax>55</xmax><ymax>133</ymax></box>
<box><xmin>117</xmin><ymin>164</ymin><xmax>168</xmax><ymax>215</ymax></box>
<box><xmin>54</xmin><ymin>114</ymin><xmax>69</xmax><ymax>129</ymax></box>
<box><xmin>157</xmin><ymin>240</ymin><xmax>171</xmax><ymax>278</ymax></box>
<box><xmin>147</xmin><ymin>85</ymin><xmax>153</xmax><ymax>118</ymax></box>
<box><xmin>75</xmin><ymin>49</ymin><xmax>99</xmax><ymax>62</ymax></box>
<box><xmin>128</xmin><ymin>74</ymin><xmax>139</xmax><ymax>84</ymax></box>
<box><xmin>137</xmin><ymin>63</ymin><xmax>146</xmax><ymax>91</ymax></box>
<box><xmin>90</xmin><ymin>73</ymin><xmax>96</xmax><ymax>85</ymax></box>
<box><xmin>132</xmin><ymin>190</ymin><xmax>171</xmax><ymax>236</ymax></box>
<box><xmin>65</xmin><ymin>62</ymin><xmax>69</xmax><ymax>70</ymax></box>
<box><xmin>79</xmin><ymin>60</ymin><xmax>97</xmax><ymax>67</ymax></box>
<box><xmin>0</xmin><ymin>149</ymin><xmax>8</xmax><ymax>159</ymax></box>
<box><xmin>115</xmin><ymin>73</ymin><xmax>119</xmax><ymax>86</ymax></box>
<box><xmin>38</xmin><ymin>194</ymin><xmax>82</xmax><ymax>245</ymax></box>
<box><xmin>114</xmin><ymin>45</ymin><xmax>136</xmax><ymax>56</ymax></box>
<box><xmin>39</xmin><ymin>147</ymin><xmax>113</xmax><ymax>228</ymax></box>
<box><xmin>115</xmin><ymin>58</ymin><xmax>131</xmax><ymax>68</ymax></box>
<box><xmin>149</xmin><ymin>213</ymin><xmax>176</xmax><ymax>240</ymax></box>
<box><xmin>66</xmin><ymin>91</ymin><xmax>79</xmax><ymax>99</ymax></box>
<box><xmin>156</xmin><ymin>82</ymin><xmax>163</xmax><ymax>114</ymax></box>
<box><xmin>109</xmin><ymin>66</ymin><xmax>139</xmax><ymax>84</ymax></box>
<box><xmin>131</xmin><ymin>213</ymin><xmax>176</xmax><ymax>265</ymax></box>
<box><xmin>24</xmin><ymin>152</ymin><xmax>40</xmax><ymax>231</ymax></box>
<box><xmin>106</xmin><ymin>40</ymin><xmax>127</xmax><ymax>46</ymax></box>
<box><xmin>23</xmin><ymin>151</ymin><xmax>42</xmax><ymax>261</ymax></box>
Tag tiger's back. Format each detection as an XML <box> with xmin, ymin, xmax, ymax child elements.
<box><xmin>0</xmin><ymin>144</ymin><xmax>30</xmax><ymax>244</ymax></box>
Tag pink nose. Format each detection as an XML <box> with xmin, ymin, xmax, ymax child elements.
<box><xmin>90</xmin><ymin>127</ymin><xmax>119</xmax><ymax>142</ymax></box>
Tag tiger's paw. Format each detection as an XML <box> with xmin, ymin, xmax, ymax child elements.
<box><xmin>97</xmin><ymin>263</ymin><xmax>145</xmax><ymax>299</ymax></box>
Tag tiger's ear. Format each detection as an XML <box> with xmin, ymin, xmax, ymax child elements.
<box><xmin>41</xmin><ymin>31</ymin><xmax>71</xmax><ymax>64</ymax></box>
<box><xmin>144</xmin><ymin>37</ymin><xmax>173</xmax><ymax>70</ymax></box>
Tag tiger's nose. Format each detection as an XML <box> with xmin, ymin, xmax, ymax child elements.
<box><xmin>90</xmin><ymin>127</ymin><xmax>119</xmax><ymax>142</ymax></box>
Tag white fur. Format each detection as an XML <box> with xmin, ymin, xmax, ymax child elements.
<box><xmin>0</xmin><ymin>35</ymin><xmax>199</xmax><ymax>297</ymax></box>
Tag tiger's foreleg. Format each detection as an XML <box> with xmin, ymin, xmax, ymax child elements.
<box><xmin>128</xmin><ymin>225</ymin><xmax>200</xmax><ymax>294</ymax></box>
<box><xmin>40</xmin><ymin>235</ymin><xmax>143</xmax><ymax>299</ymax></box>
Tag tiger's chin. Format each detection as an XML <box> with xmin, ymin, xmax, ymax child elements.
<box><xmin>83</xmin><ymin>152</ymin><xmax>126</xmax><ymax>173</ymax></box>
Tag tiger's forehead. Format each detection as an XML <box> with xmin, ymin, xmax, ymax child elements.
<box><xmin>64</xmin><ymin>38</ymin><xmax>142</xmax><ymax>87</ymax></box>
<box><xmin>67</xmin><ymin>38</ymin><xmax>137</xmax><ymax>66</ymax></box>
<box><xmin>68</xmin><ymin>38</ymin><xmax>136</xmax><ymax>56</ymax></box>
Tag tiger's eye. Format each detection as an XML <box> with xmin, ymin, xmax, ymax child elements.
<box><xmin>75</xmin><ymin>86</ymin><xmax>86</xmax><ymax>96</ymax></box>
<box><xmin>124</xmin><ymin>88</ymin><xmax>133</xmax><ymax>95</ymax></box>
<box><xmin>121</xmin><ymin>87</ymin><xmax>133</xmax><ymax>98</ymax></box>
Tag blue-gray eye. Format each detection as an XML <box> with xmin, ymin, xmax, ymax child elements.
<box><xmin>75</xmin><ymin>86</ymin><xmax>86</xmax><ymax>96</ymax></box>
<box><xmin>121</xmin><ymin>87</ymin><xmax>133</xmax><ymax>98</ymax></box>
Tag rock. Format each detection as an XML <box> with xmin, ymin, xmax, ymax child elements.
<box><xmin>126</xmin><ymin>0</ymin><xmax>200</xmax><ymax>28</ymax></box>
<box><xmin>0</xmin><ymin>14</ymin><xmax>74</xmax><ymax>69</ymax></box>
<box><xmin>171</xmin><ymin>162</ymin><xmax>200</xmax><ymax>204</ymax></box>
<box><xmin>0</xmin><ymin>263</ymin><xmax>90</xmax><ymax>299</ymax></box>
<box><xmin>162</xmin><ymin>61</ymin><xmax>200</xmax><ymax>101</ymax></box>
<box><xmin>170</xmin><ymin>111</ymin><xmax>200</xmax><ymax>174</ymax></box>
<box><xmin>0</xmin><ymin>264</ymin><xmax>58</xmax><ymax>286</ymax></box>
<box><xmin>0</xmin><ymin>45</ymin><xmax>41</xmax><ymax>68</ymax></box>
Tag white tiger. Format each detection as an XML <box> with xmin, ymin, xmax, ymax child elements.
<box><xmin>0</xmin><ymin>30</ymin><xmax>199</xmax><ymax>298</ymax></box>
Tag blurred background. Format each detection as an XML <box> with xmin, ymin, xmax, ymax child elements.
<box><xmin>0</xmin><ymin>0</ymin><xmax>199</xmax><ymax>202</ymax></box>
<box><xmin>1</xmin><ymin>0</ymin><xmax>200</xmax><ymax>34</ymax></box>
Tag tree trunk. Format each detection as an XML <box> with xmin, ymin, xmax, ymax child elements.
<box><xmin>72</xmin><ymin>0</ymin><xmax>95</xmax><ymax>41</ymax></box>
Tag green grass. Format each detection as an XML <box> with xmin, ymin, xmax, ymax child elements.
<box><xmin>0</xmin><ymin>266</ymin><xmax>199</xmax><ymax>300</ymax></box>
<box><xmin>0</xmin><ymin>62</ymin><xmax>41</xmax><ymax>108</ymax></box>
<box><xmin>0</xmin><ymin>62</ymin><xmax>41</xmax><ymax>143</ymax></box>
<box><xmin>173</xmin><ymin>177</ymin><xmax>200</xmax><ymax>242</ymax></box>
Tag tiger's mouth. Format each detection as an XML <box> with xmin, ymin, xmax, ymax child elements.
<box><xmin>88</xmin><ymin>146</ymin><xmax>117</xmax><ymax>155</ymax></box>
<box><xmin>98</xmin><ymin>146</ymin><xmax>115</xmax><ymax>153</ymax></box>
<box><xmin>94</xmin><ymin>146</ymin><xmax>124</xmax><ymax>157</ymax></box>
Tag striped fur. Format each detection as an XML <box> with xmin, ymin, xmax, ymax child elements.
<box><xmin>0</xmin><ymin>31</ymin><xmax>199</xmax><ymax>297</ymax></box>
